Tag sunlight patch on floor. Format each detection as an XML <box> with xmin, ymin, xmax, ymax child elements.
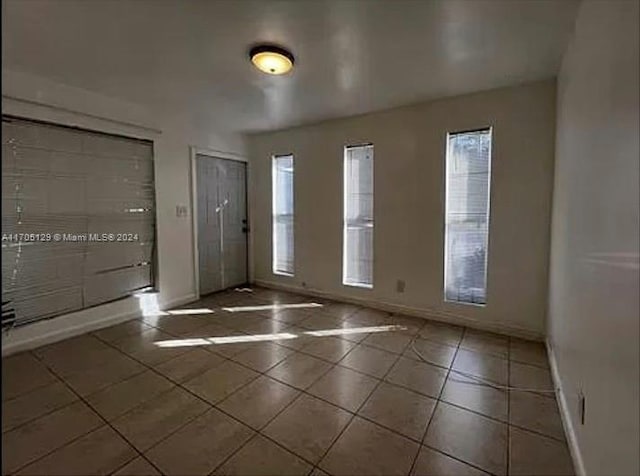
<box><xmin>304</xmin><ymin>325</ymin><xmax>407</xmax><ymax>337</ymax></box>
<box><xmin>154</xmin><ymin>325</ymin><xmax>404</xmax><ymax>348</ymax></box>
<box><xmin>167</xmin><ymin>308</ymin><xmax>215</xmax><ymax>315</ymax></box>
<box><xmin>222</xmin><ymin>303</ymin><xmax>323</xmax><ymax>312</ymax></box>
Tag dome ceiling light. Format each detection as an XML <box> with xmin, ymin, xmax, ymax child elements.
<box><xmin>249</xmin><ymin>44</ymin><xmax>295</xmax><ymax>75</ymax></box>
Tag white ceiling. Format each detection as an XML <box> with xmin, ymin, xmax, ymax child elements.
<box><xmin>2</xmin><ymin>0</ymin><xmax>580</xmax><ymax>133</ymax></box>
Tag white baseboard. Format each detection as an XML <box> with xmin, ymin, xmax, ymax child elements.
<box><xmin>546</xmin><ymin>339</ymin><xmax>586</xmax><ymax>476</ymax></box>
<box><xmin>161</xmin><ymin>293</ymin><xmax>198</xmax><ymax>311</ymax></box>
<box><xmin>1</xmin><ymin>292</ymin><xmax>197</xmax><ymax>356</ymax></box>
<box><xmin>253</xmin><ymin>279</ymin><xmax>544</xmax><ymax>341</ymax></box>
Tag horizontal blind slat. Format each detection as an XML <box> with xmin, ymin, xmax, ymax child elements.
<box><xmin>2</xmin><ymin>117</ymin><xmax>156</xmax><ymax>326</ymax></box>
<box><xmin>445</xmin><ymin>129</ymin><xmax>492</xmax><ymax>305</ymax></box>
<box><xmin>344</xmin><ymin>145</ymin><xmax>374</xmax><ymax>287</ymax></box>
<box><xmin>272</xmin><ymin>155</ymin><xmax>294</xmax><ymax>275</ymax></box>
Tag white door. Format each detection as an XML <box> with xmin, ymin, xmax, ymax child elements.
<box><xmin>196</xmin><ymin>155</ymin><xmax>248</xmax><ymax>294</ymax></box>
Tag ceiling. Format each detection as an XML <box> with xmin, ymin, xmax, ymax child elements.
<box><xmin>2</xmin><ymin>0</ymin><xmax>580</xmax><ymax>134</ymax></box>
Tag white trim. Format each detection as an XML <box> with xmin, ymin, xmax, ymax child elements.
<box><xmin>271</xmin><ymin>154</ymin><xmax>295</xmax><ymax>277</ymax></box>
<box><xmin>546</xmin><ymin>339</ymin><xmax>586</xmax><ymax>476</ymax></box>
<box><xmin>342</xmin><ymin>146</ymin><xmax>349</xmax><ymax>286</ymax></box>
<box><xmin>443</xmin><ymin>127</ymin><xmax>493</xmax><ymax>306</ymax></box>
<box><xmin>191</xmin><ymin>145</ymin><xmax>248</xmax><ymax>163</ymax></box>
<box><xmin>2</xmin><ymin>95</ymin><xmax>161</xmax><ymax>139</ymax></box>
<box><xmin>190</xmin><ymin>147</ymin><xmax>250</xmax><ymax>300</ymax></box>
<box><xmin>1</xmin><ymin>293</ymin><xmax>196</xmax><ymax>356</ymax></box>
<box><xmin>253</xmin><ymin>279</ymin><xmax>544</xmax><ymax>341</ymax></box>
<box><xmin>273</xmin><ymin>271</ymin><xmax>294</xmax><ymax>278</ymax></box>
<box><xmin>343</xmin><ymin>282</ymin><xmax>373</xmax><ymax>290</ymax></box>
<box><xmin>342</xmin><ymin>144</ymin><xmax>374</xmax><ymax>288</ymax></box>
<box><xmin>190</xmin><ymin>150</ymin><xmax>201</xmax><ymax>300</ymax></box>
<box><xmin>3</xmin><ymin>94</ymin><xmax>162</xmax><ymax>134</ymax></box>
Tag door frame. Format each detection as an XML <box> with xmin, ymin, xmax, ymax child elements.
<box><xmin>190</xmin><ymin>146</ymin><xmax>251</xmax><ymax>300</ymax></box>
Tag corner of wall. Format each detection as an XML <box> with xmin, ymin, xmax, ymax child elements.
<box><xmin>545</xmin><ymin>338</ymin><xmax>587</xmax><ymax>476</ymax></box>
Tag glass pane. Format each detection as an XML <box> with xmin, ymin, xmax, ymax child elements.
<box><xmin>272</xmin><ymin>155</ymin><xmax>294</xmax><ymax>275</ymax></box>
<box><xmin>343</xmin><ymin>145</ymin><xmax>373</xmax><ymax>287</ymax></box>
<box><xmin>444</xmin><ymin>129</ymin><xmax>492</xmax><ymax>305</ymax></box>
<box><xmin>344</xmin><ymin>225</ymin><xmax>373</xmax><ymax>287</ymax></box>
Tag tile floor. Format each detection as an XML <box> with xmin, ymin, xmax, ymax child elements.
<box><xmin>2</xmin><ymin>287</ymin><xmax>575</xmax><ymax>476</ymax></box>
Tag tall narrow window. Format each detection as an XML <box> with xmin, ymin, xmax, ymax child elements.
<box><xmin>343</xmin><ymin>144</ymin><xmax>374</xmax><ymax>288</ymax></box>
<box><xmin>444</xmin><ymin>128</ymin><xmax>492</xmax><ymax>305</ymax></box>
<box><xmin>272</xmin><ymin>154</ymin><xmax>294</xmax><ymax>275</ymax></box>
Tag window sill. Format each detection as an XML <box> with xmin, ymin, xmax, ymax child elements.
<box><xmin>444</xmin><ymin>299</ymin><xmax>486</xmax><ymax>308</ymax></box>
<box><xmin>273</xmin><ymin>271</ymin><xmax>294</xmax><ymax>278</ymax></box>
<box><xmin>343</xmin><ymin>282</ymin><xmax>373</xmax><ymax>290</ymax></box>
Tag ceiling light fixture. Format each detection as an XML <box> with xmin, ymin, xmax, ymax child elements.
<box><xmin>249</xmin><ymin>44</ymin><xmax>295</xmax><ymax>75</ymax></box>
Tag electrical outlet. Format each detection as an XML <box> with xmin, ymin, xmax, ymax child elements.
<box><xmin>176</xmin><ymin>205</ymin><xmax>188</xmax><ymax>217</ymax></box>
<box><xmin>578</xmin><ymin>391</ymin><xmax>586</xmax><ymax>425</ymax></box>
<box><xmin>396</xmin><ymin>279</ymin><xmax>406</xmax><ymax>293</ymax></box>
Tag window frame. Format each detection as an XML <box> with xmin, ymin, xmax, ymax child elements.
<box><xmin>342</xmin><ymin>143</ymin><xmax>374</xmax><ymax>289</ymax></box>
<box><xmin>443</xmin><ymin>127</ymin><xmax>493</xmax><ymax>306</ymax></box>
<box><xmin>1</xmin><ymin>114</ymin><xmax>157</xmax><ymax>326</ymax></box>
<box><xmin>271</xmin><ymin>153</ymin><xmax>295</xmax><ymax>277</ymax></box>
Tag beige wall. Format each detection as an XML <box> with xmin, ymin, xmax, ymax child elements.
<box><xmin>248</xmin><ymin>80</ymin><xmax>556</xmax><ymax>339</ymax></box>
<box><xmin>548</xmin><ymin>1</ymin><xmax>640</xmax><ymax>475</ymax></box>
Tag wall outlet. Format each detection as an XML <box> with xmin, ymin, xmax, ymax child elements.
<box><xmin>176</xmin><ymin>205</ymin><xmax>189</xmax><ymax>217</ymax></box>
<box><xmin>578</xmin><ymin>391</ymin><xmax>586</xmax><ymax>425</ymax></box>
<box><xmin>396</xmin><ymin>279</ymin><xmax>406</xmax><ymax>293</ymax></box>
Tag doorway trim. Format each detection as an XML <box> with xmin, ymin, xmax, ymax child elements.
<box><xmin>189</xmin><ymin>146</ymin><xmax>251</xmax><ymax>300</ymax></box>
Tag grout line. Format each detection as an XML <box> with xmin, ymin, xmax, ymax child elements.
<box><xmin>417</xmin><ymin>442</ymin><xmax>496</xmax><ymax>476</ymax></box>
<box><xmin>15</xmin><ymin>316</ymin><xmax>557</xmax><ymax>457</ymax></box>
<box><xmin>108</xmin><ymin>316</ymin><xmax>553</xmax><ymax>475</ymax></box>
<box><xmin>206</xmin><ymin>291</ymin><xmax>559</xmax><ymax>470</ymax></box>
<box><xmin>0</xmin><ymin>368</ymin><xmax>62</xmax><ymax>404</ymax></box>
<box><xmin>94</xmin><ymin>324</ymin><xmax>329</xmax><ymax>474</ymax></box>
<box><xmin>206</xmin><ymin>395</ymin><xmax>310</xmax><ymax>475</ymax></box>
<box><xmin>9</xmin><ymin>291</ymin><xmax>557</xmax><ymax>476</ymax></box>
<box><xmin>206</xmin><ymin>431</ymin><xmax>315</xmax><ymax>476</ymax></box>
<box><xmin>200</xmin><ymin>344</ymin><xmax>356</xmax><ymax>474</ymax></box>
<box><xmin>1</xmin><ymin>374</ymin><xmax>82</xmax><ymax>434</ymax></box>
<box><xmin>2</xmin><ymin>398</ymin><xmax>81</xmax><ymax>437</ymax></box>
<box><xmin>93</xmin><ymin>341</ymin><xmax>267</xmax><ymax>471</ymax></box>
<box><xmin>206</xmin><ymin>332</ymin><xmax>397</xmax><ymax>475</ymax></box>
<box><xmin>108</xmin><ymin>450</ymin><xmax>154</xmax><ymax>476</ymax></box>
<box><xmin>310</xmin><ymin>330</ymin><xmax>406</xmax><ymax>474</ymax></box>
<box><xmin>23</xmin><ymin>353</ymin><xmax>164</xmax><ymax>476</ymax></box>
<box><xmin>408</xmin><ymin>326</ymin><xmax>466</xmax><ymax>475</ymax></box>
<box><xmin>17</xmin><ymin>424</ymin><xmax>136</xmax><ymax>475</ymax></box>
<box><xmin>149</xmin><ymin>309</ymin><xmax>405</xmax><ymax>384</ymax></box>
<box><xmin>158</xmin><ymin>328</ymin><xmax>486</xmax><ymax>476</ymax></box>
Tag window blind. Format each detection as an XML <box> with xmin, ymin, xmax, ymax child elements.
<box><xmin>272</xmin><ymin>154</ymin><xmax>294</xmax><ymax>275</ymax></box>
<box><xmin>343</xmin><ymin>144</ymin><xmax>373</xmax><ymax>288</ymax></box>
<box><xmin>2</xmin><ymin>117</ymin><xmax>156</xmax><ymax>326</ymax></box>
<box><xmin>444</xmin><ymin>128</ymin><xmax>492</xmax><ymax>305</ymax></box>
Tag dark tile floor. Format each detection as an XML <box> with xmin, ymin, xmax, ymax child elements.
<box><xmin>2</xmin><ymin>287</ymin><xmax>574</xmax><ymax>475</ymax></box>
